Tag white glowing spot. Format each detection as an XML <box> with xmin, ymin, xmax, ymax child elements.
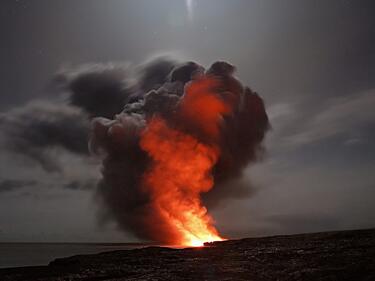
<box><xmin>186</xmin><ymin>0</ymin><xmax>194</xmax><ymax>22</ymax></box>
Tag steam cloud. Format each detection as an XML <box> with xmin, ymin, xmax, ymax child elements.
<box><xmin>0</xmin><ymin>57</ymin><xmax>269</xmax><ymax>243</ymax></box>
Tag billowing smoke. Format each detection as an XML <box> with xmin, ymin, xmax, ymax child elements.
<box><xmin>0</xmin><ymin>57</ymin><xmax>269</xmax><ymax>244</ymax></box>
<box><xmin>0</xmin><ymin>101</ymin><xmax>90</xmax><ymax>172</ymax></box>
<box><xmin>55</xmin><ymin>63</ymin><xmax>133</xmax><ymax>119</ymax></box>
<box><xmin>90</xmin><ymin>59</ymin><xmax>269</xmax><ymax>245</ymax></box>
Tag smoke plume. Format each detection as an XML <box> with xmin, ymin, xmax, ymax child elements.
<box><xmin>0</xmin><ymin>56</ymin><xmax>269</xmax><ymax>244</ymax></box>
<box><xmin>90</xmin><ymin>59</ymin><xmax>269</xmax><ymax>245</ymax></box>
<box><xmin>0</xmin><ymin>101</ymin><xmax>90</xmax><ymax>172</ymax></box>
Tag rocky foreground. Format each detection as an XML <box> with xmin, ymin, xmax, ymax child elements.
<box><xmin>1</xmin><ymin>229</ymin><xmax>375</xmax><ymax>281</ymax></box>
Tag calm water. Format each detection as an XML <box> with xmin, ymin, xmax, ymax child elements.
<box><xmin>0</xmin><ymin>243</ymin><xmax>147</xmax><ymax>268</ymax></box>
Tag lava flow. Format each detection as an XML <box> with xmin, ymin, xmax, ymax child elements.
<box><xmin>140</xmin><ymin>77</ymin><xmax>230</xmax><ymax>246</ymax></box>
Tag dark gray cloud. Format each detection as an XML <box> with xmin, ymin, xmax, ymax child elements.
<box><xmin>56</xmin><ymin>63</ymin><xmax>132</xmax><ymax>119</ymax></box>
<box><xmin>0</xmin><ymin>101</ymin><xmax>89</xmax><ymax>172</ymax></box>
<box><xmin>0</xmin><ymin>57</ymin><xmax>191</xmax><ymax>178</ymax></box>
<box><xmin>91</xmin><ymin>60</ymin><xmax>269</xmax><ymax>244</ymax></box>
<box><xmin>0</xmin><ymin>56</ymin><xmax>269</xmax><ymax>233</ymax></box>
<box><xmin>137</xmin><ymin>56</ymin><xmax>179</xmax><ymax>93</ymax></box>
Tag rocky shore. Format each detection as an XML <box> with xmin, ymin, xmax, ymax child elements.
<box><xmin>1</xmin><ymin>229</ymin><xmax>375</xmax><ymax>280</ymax></box>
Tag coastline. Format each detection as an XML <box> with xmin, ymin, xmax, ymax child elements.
<box><xmin>1</xmin><ymin>229</ymin><xmax>374</xmax><ymax>280</ymax></box>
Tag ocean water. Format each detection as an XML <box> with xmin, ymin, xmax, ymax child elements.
<box><xmin>0</xmin><ymin>243</ymin><xmax>146</xmax><ymax>268</ymax></box>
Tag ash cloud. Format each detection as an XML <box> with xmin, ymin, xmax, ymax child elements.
<box><xmin>0</xmin><ymin>101</ymin><xmax>89</xmax><ymax>172</ymax></box>
<box><xmin>90</xmin><ymin>59</ymin><xmax>270</xmax><ymax>242</ymax></box>
<box><xmin>55</xmin><ymin>63</ymin><xmax>132</xmax><ymax>119</ymax></box>
<box><xmin>137</xmin><ymin>56</ymin><xmax>178</xmax><ymax>93</ymax></box>
<box><xmin>0</xmin><ymin>61</ymin><xmax>137</xmax><ymax>172</ymax></box>
<box><xmin>0</xmin><ymin>56</ymin><xmax>269</xmax><ymax>242</ymax></box>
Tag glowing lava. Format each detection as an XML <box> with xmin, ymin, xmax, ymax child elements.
<box><xmin>140</xmin><ymin>77</ymin><xmax>230</xmax><ymax>246</ymax></box>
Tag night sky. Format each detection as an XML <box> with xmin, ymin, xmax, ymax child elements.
<box><xmin>1</xmin><ymin>0</ymin><xmax>375</xmax><ymax>242</ymax></box>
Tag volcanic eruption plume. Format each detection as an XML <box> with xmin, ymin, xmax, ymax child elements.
<box><xmin>90</xmin><ymin>59</ymin><xmax>269</xmax><ymax>246</ymax></box>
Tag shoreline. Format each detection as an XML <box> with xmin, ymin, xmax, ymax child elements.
<box><xmin>1</xmin><ymin>228</ymin><xmax>375</xmax><ymax>280</ymax></box>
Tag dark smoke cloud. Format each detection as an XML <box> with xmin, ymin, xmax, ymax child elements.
<box><xmin>0</xmin><ymin>57</ymin><xmax>182</xmax><ymax>174</ymax></box>
<box><xmin>137</xmin><ymin>57</ymin><xmax>178</xmax><ymax>93</ymax></box>
<box><xmin>0</xmin><ymin>62</ymin><xmax>134</xmax><ymax>173</ymax></box>
<box><xmin>56</xmin><ymin>63</ymin><xmax>132</xmax><ymax>119</ymax></box>
<box><xmin>0</xmin><ymin>101</ymin><xmax>89</xmax><ymax>172</ymax></box>
<box><xmin>90</xmin><ymin>59</ymin><xmax>270</xmax><ymax>242</ymax></box>
<box><xmin>0</xmin><ymin>56</ymin><xmax>269</xmax><ymax>242</ymax></box>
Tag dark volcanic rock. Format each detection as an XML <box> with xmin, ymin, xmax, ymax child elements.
<box><xmin>1</xmin><ymin>229</ymin><xmax>375</xmax><ymax>280</ymax></box>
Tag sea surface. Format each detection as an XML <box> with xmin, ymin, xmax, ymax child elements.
<box><xmin>0</xmin><ymin>242</ymin><xmax>147</xmax><ymax>268</ymax></box>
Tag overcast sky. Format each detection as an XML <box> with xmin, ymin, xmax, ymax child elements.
<box><xmin>1</xmin><ymin>0</ymin><xmax>374</xmax><ymax>242</ymax></box>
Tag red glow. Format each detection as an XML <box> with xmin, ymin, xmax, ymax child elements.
<box><xmin>140</xmin><ymin>77</ymin><xmax>230</xmax><ymax>246</ymax></box>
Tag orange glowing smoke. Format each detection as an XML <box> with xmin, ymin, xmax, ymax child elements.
<box><xmin>140</xmin><ymin>77</ymin><xmax>231</xmax><ymax>246</ymax></box>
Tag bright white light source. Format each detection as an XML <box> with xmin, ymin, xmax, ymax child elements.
<box><xmin>186</xmin><ymin>0</ymin><xmax>194</xmax><ymax>22</ymax></box>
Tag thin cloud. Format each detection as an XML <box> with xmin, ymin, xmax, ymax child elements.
<box><xmin>274</xmin><ymin>89</ymin><xmax>375</xmax><ymax>146</ymax></box>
